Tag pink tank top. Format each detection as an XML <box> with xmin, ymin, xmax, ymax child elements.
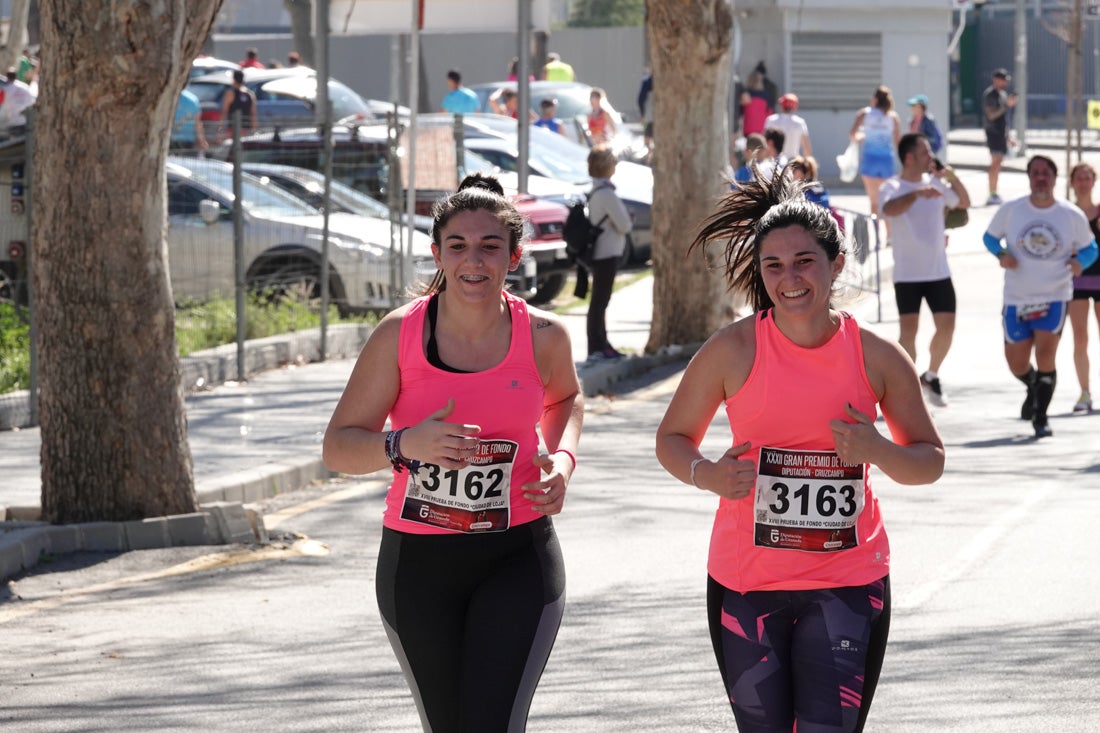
<box><xmin>588</xmin><ymin>110</ymin><xmax>608</xmax><ymax>141</ymax></box>
<box><xmin>383</xmin><ymin>292</ymin><xmax>546</xmax><ymax>534</ymax></box>
<box><xmin>709</xmin><ymin>310</ymin><xmax>890</xmax><ymax>592</ymax></box>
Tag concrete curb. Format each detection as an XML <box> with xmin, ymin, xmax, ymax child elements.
<box><xmin>0</xmin><ymin>453</ymin><xmax>339</xmax><ymax>582</ymax></box>
<box><xmin>577</xmin><ymin>343</ymin><xmax>703</xmax><ymax>397</ymax></box>
<box><xmin>0</xmin><ymin>504</ymin><xmax>260</xmax><ymax>582</ymax></box>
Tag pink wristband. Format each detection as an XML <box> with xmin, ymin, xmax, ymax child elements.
<box><xmin>552</xmin><ymin>449</ymin><xmax>576</xmax><ymax>471</ymax></box>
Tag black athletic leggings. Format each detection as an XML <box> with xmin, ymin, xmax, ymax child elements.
<box><xmin>707</xmin><ymin>575</ymin><xmax>891</xmax><ymax>733</ymax></box>
<box><xmin>376</xmin><ymin>517</ymin><xmax>566</xmax><ymax>732</ymax></box>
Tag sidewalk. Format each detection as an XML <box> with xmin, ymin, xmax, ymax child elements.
<box><xmin>0</xmin><ymin>129</ymin><xmax>1082</xmax><ymax>579</ymax></box>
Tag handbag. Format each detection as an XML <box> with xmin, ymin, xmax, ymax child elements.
<box><xmin>944</xmin><ymin>207</ymin><xmax>969</xmax><ymax>229</ymax></box>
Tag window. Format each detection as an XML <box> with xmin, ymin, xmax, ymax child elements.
<box><xmin>167</xmin><ymin>180</ymin><xmax>211</xmax><ymax>216</ymax></box>
<box><xmin>790</xmin><ymin>33</ymin><xmax>883</xmax><ymax>111</ymax></box>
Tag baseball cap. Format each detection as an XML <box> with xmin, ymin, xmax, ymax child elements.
<box><xmin>992</xmin><ymin>68</ymin><xmax>1011</xmax><ymax>80</ymax></box>
<box><xmin>779</xmin><ymin>93</ymin><xmax>798</xmax><ymax>111</ymax></box>
<box><xmin>907</xmin><ymin>94</ymin><xmax>929</xmax><ymax>107</ymax></box>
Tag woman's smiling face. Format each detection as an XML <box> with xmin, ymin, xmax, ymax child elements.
<box><xmin>432</xmin><ymin>209</ymin><xmax>516</xmax><ymax>297</ymax></box>
<box><xmin>758</xmin><ymin>225</ymin><xmax>843</xmax><ymax>315</ymax></box>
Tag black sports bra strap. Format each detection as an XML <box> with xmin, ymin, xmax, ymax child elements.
<box><xmin>426</xmin><ymin>294</ymin><xmax>471</xmax><ymax>374</ymax></box>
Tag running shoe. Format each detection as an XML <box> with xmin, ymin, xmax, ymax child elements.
<box><xmin>920</xmin><ymin>373</ymin><xmax>948</xmax><ymax>407</ymax></box>
<box><xmin>1032</xmin><ymin>416</ymin><xmax>1053</xmax><ymax>439</ymax></box>
<box><xmin>1020</xmin><ymin>383</ymin><xmax>1035</xmax><ymax>421</ymax></box>
<box><xmin>600</xmin><ymin>346</ymin><xmax>625</xmax><ymax>360</ymax></box>
<box><xmin>1073</xmin><ymin>391</ymin><xmax>1092</xmax><ymax>413</ymax></box>
<box><xmin>986</xmin><ymin>193</ymin><xmax>1003</xmax><ymax>206</ymax></box>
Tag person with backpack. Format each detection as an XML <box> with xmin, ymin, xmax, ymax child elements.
<box><xmin>217</xmin><ymin>69</ymin><xmax>257</xmax><ymax>142</ymax></box>
<box><xmin>583</xmin><ymin>144</ymin><xmax>633</xmax><ymax>362</ymax></box>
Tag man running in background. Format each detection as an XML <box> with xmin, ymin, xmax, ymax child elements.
<box><xmin>983</xmin><ymin>155</ymin><xmax>1098</xmax><ymax>438</ymax></box>
<box><xmin>879</xmin><ymin>132</ymin><xmax>970</xmax><ymax>407</ymax></box>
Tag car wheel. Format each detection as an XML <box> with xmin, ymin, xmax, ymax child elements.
<box><xmin>529</xmin><ymin>272</ymin><xmax>566</xmax><ymax>305</ymax></box>
<box><xmin>248</xmin><ymin>256</ymin><xmax>325</xmax><ymax>309</ymax></box>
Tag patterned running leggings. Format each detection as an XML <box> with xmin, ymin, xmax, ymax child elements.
<box><xmin>707</xmin><ymin>575</ymin><xmax>891</xmax><ymax>733</ymax></box>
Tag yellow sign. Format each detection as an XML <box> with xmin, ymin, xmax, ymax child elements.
<box><xmin>1090</xmin><ymin>99</ymin><xmax>1100</xmax><ymax>130</ymax></box>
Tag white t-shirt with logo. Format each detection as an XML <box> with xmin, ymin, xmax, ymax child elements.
<box><xmin>879</xmin><ymin>174</ymin><xmax>959</xmax><ymax>283</ymax></box>
<box><xmin>986</xmin><ymin>197</ymin><xmax>1093</xmax><ymax>305</ymax></box>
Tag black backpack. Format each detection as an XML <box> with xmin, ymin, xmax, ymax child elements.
<box><xmin>562</xmin><ymin>196</ymin><xmax>607</xmax><ymax>263</ymax></box>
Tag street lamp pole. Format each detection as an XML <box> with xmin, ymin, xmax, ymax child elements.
<box><xmin>1014</xmin><ymin>0</ymin><xmax>1028</xmax><ymax>156</ymax></box>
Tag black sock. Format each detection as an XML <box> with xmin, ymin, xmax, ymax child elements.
<box><xmin>1014</xmin><ymin>366</ymin><xmax>1037</xmax><ymax>388</ymax></box>
<box><xmin>1034</xmin><ymin>370</ymin><xmax>1056</xmax><ymax>420</ymax></box>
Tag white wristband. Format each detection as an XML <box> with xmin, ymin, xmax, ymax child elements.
<box><xmin>689</xmin><ymin>458</ymin><xmax>706</xmax><ymax>488</ymax></box>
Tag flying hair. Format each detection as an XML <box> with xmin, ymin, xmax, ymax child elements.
<box><xmin>690</xmin><ymin>165</ymin><xmax>845</xmax><ymax>312</ymax></box>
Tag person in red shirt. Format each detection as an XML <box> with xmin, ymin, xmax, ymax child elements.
<box><xmin>586</xmin><ymin>87</ymin><xmax>616</xmax><ymax>145</ymax></box>
<box><xmin>238</xmin><ymin>47</ymin><xmax>265</xmax><ymax>70</ymax></box>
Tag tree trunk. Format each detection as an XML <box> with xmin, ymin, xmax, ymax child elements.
<box><xmin>645</xmin><ymin>0</ymin><xmax>733</xmax><ymax>351</ymax></box>
<box><xmin>284</xmin><ymin>0</ymin><xmax>316</xmax><ymax>68</ymax></box>
<box><xmin>34</xmin><ymin>0</ymin><xmax>222</xmax><ymax>523</ymax></box>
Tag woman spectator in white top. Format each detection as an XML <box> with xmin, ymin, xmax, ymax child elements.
<box><xmin>584</xmin><ymin>144</ymin><xmax>633</xmax><ymax>361</ymax></box>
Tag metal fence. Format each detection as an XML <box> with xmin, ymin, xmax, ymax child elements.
<box><xmin>831</xmin><ymin>206</ymin><xmax>883</xmax><ymax>323</ymax></box>
<box><xmin>0</xmin><ymin>114</ymin><xmax>433</xmax><ymax>429</ymax></box>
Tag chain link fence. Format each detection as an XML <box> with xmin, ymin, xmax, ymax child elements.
<box><xmin>0</xmin><ymin>111</ymin><xmax>439</xmax><ymax>428</ymax></box>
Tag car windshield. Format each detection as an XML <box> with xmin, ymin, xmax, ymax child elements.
<box><xmin>188</xmin><ymin>81</ymin><xmax>227</xmax><ymax>104</ymax></box>
<box><xmin>535</xmin><ymin>86</ymin><xmax>591</xmax><ymax>120</ymax></box>
<box><xmin>260</xmin><ymin>77</ymin><xmax>373</xmax><ymax>120</ymax></box>
<box><xmin>463</xmin><ymin>149</ymin><xmax>501</xmax><ymax>176</ymax></box>
<box><xmin>296</xmin><ymin>174</ymin><xmax>393</xmax><ymax>218</ymax></box>
<box><xmin>479</xmin><ymin>134</ymin><xmax>590</xmax><ymax>182</ymax></box>
<box><xmin>194</xmin><ymin>165</ymin><xmax>319</xmax><ymax>217</ymax></box>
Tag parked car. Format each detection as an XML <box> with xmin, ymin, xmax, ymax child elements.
<box><xmin>240</xmin><ymin>161</ymin><xmax>435</xmax><ymax>234</ymax></box>
<box><xmin>166</xmin><ymin>156</ymin><xmax>435</xmax><ymax>312</ymax></box>
<box><xmin>231</xmin><ymin>126</ymin><xmax>572</xmax><ymax>303</ymax></box>
<box><xmin>442</xmin><ymin>117</ymin><xmax>653</xmax><ymax>265</ymax></box>
<box><xmin>187</xmin><ymin>67</ymin><xmax>407</xmax><ymax>140</ymax></box>
<box><xmin>189</xmin><ymin>56</ymin><xmax>240</xmax><ymax>81</ymax></box>
<box><xmin>465</xmin><ymin>81</ymin><xmax>647</xmax><ymax>161</ymax></box>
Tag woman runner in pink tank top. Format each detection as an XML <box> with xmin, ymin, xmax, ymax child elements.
<box><xmin>656</xmin><ymin>171</ymin><xmax>944</xmax><ymax>732</ymax></box>
<box><xmin>324</xmin><ymin>173</ymin><xmax>583</xmax><ymax>731</ymax></box>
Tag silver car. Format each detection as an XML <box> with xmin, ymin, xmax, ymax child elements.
<box><xmin>166</xmin><ymin>157</ymin><xmax>434</xmax><ymax>312</ymax></box>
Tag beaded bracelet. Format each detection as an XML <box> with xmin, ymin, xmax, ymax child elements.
<box><xmin>384</xmin><ymin>428</ymin><xmax>420</xmax><ymax>474</ymax></box>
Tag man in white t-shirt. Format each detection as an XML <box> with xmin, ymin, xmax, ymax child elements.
<box><xmin>0</xmin><ymin>67</ymin><xmax>36</xmax><ymax>136</ymax></box>
<box><xmin>763</xmin><ymin>93</ymin><xmax>812</xmax><ymax>159</ymax></box>
<box><xmin>880</xmin><ymin>132</ymin><xmax>970</xmax><ymax>407</ymax></box>
<box><xmin>983</xmin><ymin>154</ymin><xmax>1098</xmax><ymax>437</ymax></box>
